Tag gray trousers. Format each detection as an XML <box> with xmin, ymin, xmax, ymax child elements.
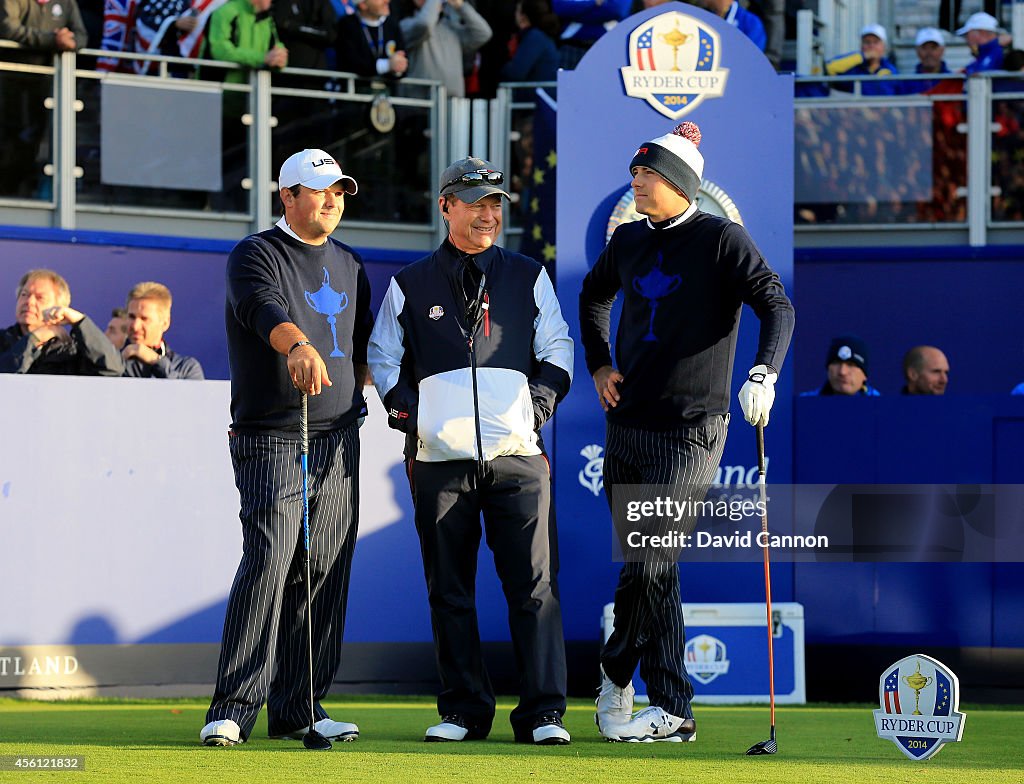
<box><xmin>206</xmin><ymin>423</ymin><xmax>359</xmax><ymax>740</ymax></box>
<box><xmin>411</xmin><ymin>454</ymin><xmax>567</xmax><ymax>737</ymax></box>
<box><xmin>601</xmin><ymin>416</ymin><xmax>728</xmax><ymax>718</ymax></box>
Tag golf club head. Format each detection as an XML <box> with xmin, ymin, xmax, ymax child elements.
<box><xmin>745</xmin><ymin>738</ymin><xmax>777</xmax><ymax>755</ymax></box>
<box><xmin>303</xmin><ymin>729</ymin><xmax>333</xmax><ymax>751</ymax></box>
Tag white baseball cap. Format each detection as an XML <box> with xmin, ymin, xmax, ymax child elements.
<box><xmin>956</xmin><ymin>12</ymin><xmax>1000</xmax><ymax>36</ymax></box>
<box><xmin>915</xmin><ymin>27</ymin><xmax>945</xmax><ymax>47</ymax></box>
<box><xmin>279</xmin><ymin>149</ymin><xmax>358</xmax><ymax>194</ymax></box>
<box><xmin>860</xmin><ymin>23</ymin><xmax>888</xmax><ymax>44</ymax></box>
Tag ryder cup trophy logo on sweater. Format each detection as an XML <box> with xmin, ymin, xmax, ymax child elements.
<box><xmin>305</xmin><ymin>267</ymin><xmax>349</xmax><ymax>358</ymax></box>
<box><xmin>873</xmin><ymin>654</ymin><xmax>966</xmax><ymax>760</ymax></box>
<box><xmin>633</xmin><ymin>252</ymin><xmax>680</xmax><ymax>342</ymax></box>
<box><xmin>621</xmin><ymin>11</ymin><xmax>729</xmax><ymax>120</ymax></box>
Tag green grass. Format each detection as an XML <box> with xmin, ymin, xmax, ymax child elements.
<box><xmin>0</xmin><ymin>696</ymin><xmax>1021</xmax><ymax>783</ymax></box>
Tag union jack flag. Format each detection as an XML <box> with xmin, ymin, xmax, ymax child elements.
<box><xmin>883</xmin><ymin>667</ymin><xmax>902</xmax><ymax>713</ymax></box>
<box><xmin>636</xmin><ymin>27</ymin><xmax>656</xmax><ymax>71</ymax></box>
<box><xmin>97</xmin><ymin>0</ymin><xmax>138</xmax><ymax>72</ymax></box>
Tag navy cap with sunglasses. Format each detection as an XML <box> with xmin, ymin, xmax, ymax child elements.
<box><xmin>439</xmin><ymin>157</ymin><xmax>511</xmax><ymax>203</ymax></box>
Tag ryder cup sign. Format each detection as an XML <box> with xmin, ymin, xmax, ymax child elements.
<box><xmin>621</xmin><ymin>10</ymin><xmax>729</xmax><ymax>120</ymax></box>
<box><xmin>873</xmin><ymin>655</ymin><xmax>966</xmax><ymax>760</ymax></box>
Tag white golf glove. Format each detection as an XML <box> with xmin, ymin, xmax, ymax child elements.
<box><xmin>738</xmin><ymin>364</ymin><xmax>777</xmax><ymax>426</ymax></box>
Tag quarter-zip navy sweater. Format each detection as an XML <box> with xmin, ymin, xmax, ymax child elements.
<box><xmin>579</xmin><ymin>211</ymin><xmax>794</xmax><ymax>429</ymax></box>
<box><xmin>225</xmin><ymin>226</ymin><xmax>373</xmax><ymax>436</ymax></box>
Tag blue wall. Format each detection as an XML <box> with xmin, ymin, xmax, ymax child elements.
<box><xmin>794</xmin><ymin>245</ymin><xmax>1024</xmax><ymax>396</ymax></box>
<box><xmin>2</xmin><ymin>230</ymin><xmax>1022</xmax><ymax>653</ymax></box>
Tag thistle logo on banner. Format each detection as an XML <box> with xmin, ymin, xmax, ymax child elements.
<box><xmin>873</xmin><ymin>654</ymin><xmax>966</xmax><ymax>760</ymax></box>
<box><xmin>620</xmin><ymin>11</ymin><xmax>729</xmax><ymax>120</ymax></box>
<box><xmin>684</xmin><ymin>634</ymin><xmax>730</xmax><ymax>684</ymax></box>
<box><xmin>578</xmin><ymin>445</ymin><xmax>604</xmax><ymax>496</ymax></box>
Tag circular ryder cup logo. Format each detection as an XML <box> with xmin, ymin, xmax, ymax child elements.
<box><xmin>684</xmin><ymin>633</ymin><xmax>730</xmax><ymax>685</ymax></box>
<box><xmin>428</xmin><ymin>305</ymin><xmax>444</xmax><ymax>321</ymax></box>
<box><xmin>837</xmin><ymin>345</ymin><xmax>852</xmax><ymax>360</ymax></box>
<box><xmin>620</xmin><ymin>10</ymin><xmax>730</xmax><ymax>120</ymax></box>
<box><xmin>872</xmin><ymin>654</ymin><xmax>966</xmax><ymax>760</ymax></box>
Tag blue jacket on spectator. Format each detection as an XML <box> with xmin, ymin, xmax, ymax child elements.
<box><xmin>825</xmin><ymin>50</ymin><xmax>900</xmax><ymax>96</ymax></box>
<box><xmin>501</xmin><ymin>26</ymin><xmax>558</xmax><ymax>82</ymax></box>
<box><xmin>899</xmin><ymin>61</ymin><xmax>952</xmax><ymax>95</ymax></box>
<box><xmin>724</xmin><ymin>0</ymin><xmax>766</xmax><ymax>52</ymax></box>
<box><xmin>965</xmin><ymin>36</ymin><xmax>1004</xmax><ymax>75</ymax></box>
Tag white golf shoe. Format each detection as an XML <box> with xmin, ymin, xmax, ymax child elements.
<box><xmin>275</xmin><ymin>717</ymin><xmax>359</xmax><ymax>742</ymax></box>
<box><xmin>200</xmin><ymin>719</ymin><xmax>243</xmax><ymax>746</ymax></box>
<box><xmin>595</xmin><ymin>668</ymin><xmax>635</xmax><ymax>739</ymax></box>
<box><xmin>603</xmin><ymin>706</ymin><xmax>696</xmax><ymax>743</ymax></box>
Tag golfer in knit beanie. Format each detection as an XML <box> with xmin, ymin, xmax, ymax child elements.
<box><xmin>629</xmin><ymin>121</ymin><xmax>705</xmax><ymax>202</ymax></box>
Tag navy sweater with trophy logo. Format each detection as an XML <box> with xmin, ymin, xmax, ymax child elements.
<box><xmin>225</xmin><ymin>225</ymin><xmax>373</xmax><ymax>436</ymax></box>
<box><xmin>579</xmin><ymin>210</ymin><xmax>794</xmax><ymax>429</ymax></box>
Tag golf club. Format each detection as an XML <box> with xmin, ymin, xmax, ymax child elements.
<box><xmin>300</xmin><ymin>393</ymin><xmax>332</xmax><ymax>752</ymax></box>
<box><xmin>745</xmin><ymin>421</ymin><xmax>777</xmax><ymax>756</ymax></box>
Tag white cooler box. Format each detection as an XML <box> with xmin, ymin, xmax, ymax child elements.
<box><xmin>601</xmin><ymin>602</ymin><xmax>806</xmax><ymax>704</ymax></box>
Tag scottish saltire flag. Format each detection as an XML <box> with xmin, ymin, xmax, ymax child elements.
<box><xmin>883</xmin><ymin>667</ymin><xmax>902</xmax><ymax>713</ymax></box>
<box><xmin>519</xmin><ymin>88</ymin><xmax>557</xmax><ymax>274</ymax></box>
<box><xmin>97</xmin><ymin>0</ymin><xmax>138</xmax><ymax>72</ymax></box>
<box><xmin>636</xmin><ymin>26</ymin><xmax>655</xmax><ymax>70</ymax></box>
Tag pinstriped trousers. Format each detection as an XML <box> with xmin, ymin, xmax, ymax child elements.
<box><xmin>600</xmin><ymin>415</ymin><xmax>728</xmax><ymax>718</ymax></box>
<box><xmin>206</xmin><ymin>422</ymin><xmax>360</xmax><ymax>740</ymax></box>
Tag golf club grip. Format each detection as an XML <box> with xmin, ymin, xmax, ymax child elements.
<box><xmin>300</xmin><ymin>393</ymin><xmax>308</xmax><ymax>455</ymax></box>
<box><xmin>755</xmin><ymin>422</ymin><xmax>765</xmax><ymax>474</ymax></box>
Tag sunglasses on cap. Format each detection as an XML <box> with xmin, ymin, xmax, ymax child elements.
<box><xmin>442</xmin><ymin>170</ymin><xmax>504</xmax><ymax>192</ymax></box>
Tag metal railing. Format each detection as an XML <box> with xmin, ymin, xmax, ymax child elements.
<box><xmin>3</xmin><ymin>45</ymin><xmax>1024</xmax><ymax>248</ymax></box>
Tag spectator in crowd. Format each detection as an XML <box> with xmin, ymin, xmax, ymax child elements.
<box><xmin>499</xmin><ymin>0</ymin><xmax>558</xmax><ymax>83</ymax></box>
<box><xmin>552</xmin><ymin>0</ymin><xmax>630</xmax><ymax>70</ymax></box>
<box><xmin>122</xmin><ymin>281</ymin><xmax>204</xmax><ymax>379</ymax></box>
<box><xmin>368</xmin><ymin>157</ymin><xmax>574</xmax><ymax>745</ymax></box>
<box><xmin>471</xmin><ymin>0</ymin><xmax>517</xmax><ymax>97</ymax></box>
<box><xmin>0</xmin><ymin>0</ymin><xmax>88</xmax><ymax>57</ymax></box>
<box><xmin>899</xmin><ymin>27</ymin><xmax>951</xmax><ymax>94</ymax></box>
<box><xmin>801</xmin><ymin>335</ymin><xmax>880</xmax><ymax>397</ymax></box>
<box><xmin>901</xmin><ymin>345</ymin><xmax>949</xmax><ymax>395</ymax></box>
<box><xmin>105</xmin><ymin>307</ymin><xmax>129</xmax><ymax>350</ymax></box>
<box><xmin>274</xmin><ymin>0</ymin><xmax>336</xmax><ymax>70</ymax></box>
<box><xmin>825</xmin><ymin>24</ymin><xmax>899</xmax><ymax>96</ymax></box>
<box><xmin>693</xmin><ymin>0</ymin><xmax>766</xmax><ymax>53</ymax></box>
<box><xmin>335</xmin><ymin>0</ymin><xmax>407</xmax><ymax>78</ymax></box>
<box><xmin>958</xmin><ymin>12</ymin><xmax>1004</xmax><ymax>75</ymax></box>
<box><xmin>0</xmin><ymin>269</ymin><xmax>123</xmax><ymax>375</ymax></box>
<box><xmin>206</xmin><ymin>0</ymin><xmax>285</xmax><ymax>206</ymax></box>
<box><xmin>0</xmin><ymin>0</ymin><xmax>88</xmax><ymax>197</ymax></box>
<box><xmin>206</xmin><ymin>0</ymin><xmax>287</xmax><ymax>74</ymax></box>
<box><xmin>398</xmin><ymin>0</ymin><xmax>491</xmax><ymax>97</ymax></box>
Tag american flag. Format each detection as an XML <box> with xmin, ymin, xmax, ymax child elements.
<box><xmin>883</xmin><ymin>667</ymin><xmax>902</xmax><ymax>713</ymax></box>
<box><xmin>135</xmin><ymin>0</ymin><xmax>227</xmax><ymax>74</ymax></box>
<box><xmin>636</xmin><ymin>27</ymin><xmax>656</xmax><ymax>71</ymax></box>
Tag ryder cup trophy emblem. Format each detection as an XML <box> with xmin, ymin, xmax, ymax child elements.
<box><xmin>873</xmin><ymin>654</ymin><xmax>966</xmax><ymax>760</ymax></box>
<box><xmin>633</xmin><ymin>252</ymin><xmax>681</xmax><ymax>342</ymax></box>
<box><xmin>305</xmin><ymin>267</ymin><xmax>349</xmax><ymax>357</ymax></box>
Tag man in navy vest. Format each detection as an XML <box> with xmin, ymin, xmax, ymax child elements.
<box><xmin>369</xmin><ymin>157</ymin><xmax>574</xmax><ymax>745</ymax></box>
